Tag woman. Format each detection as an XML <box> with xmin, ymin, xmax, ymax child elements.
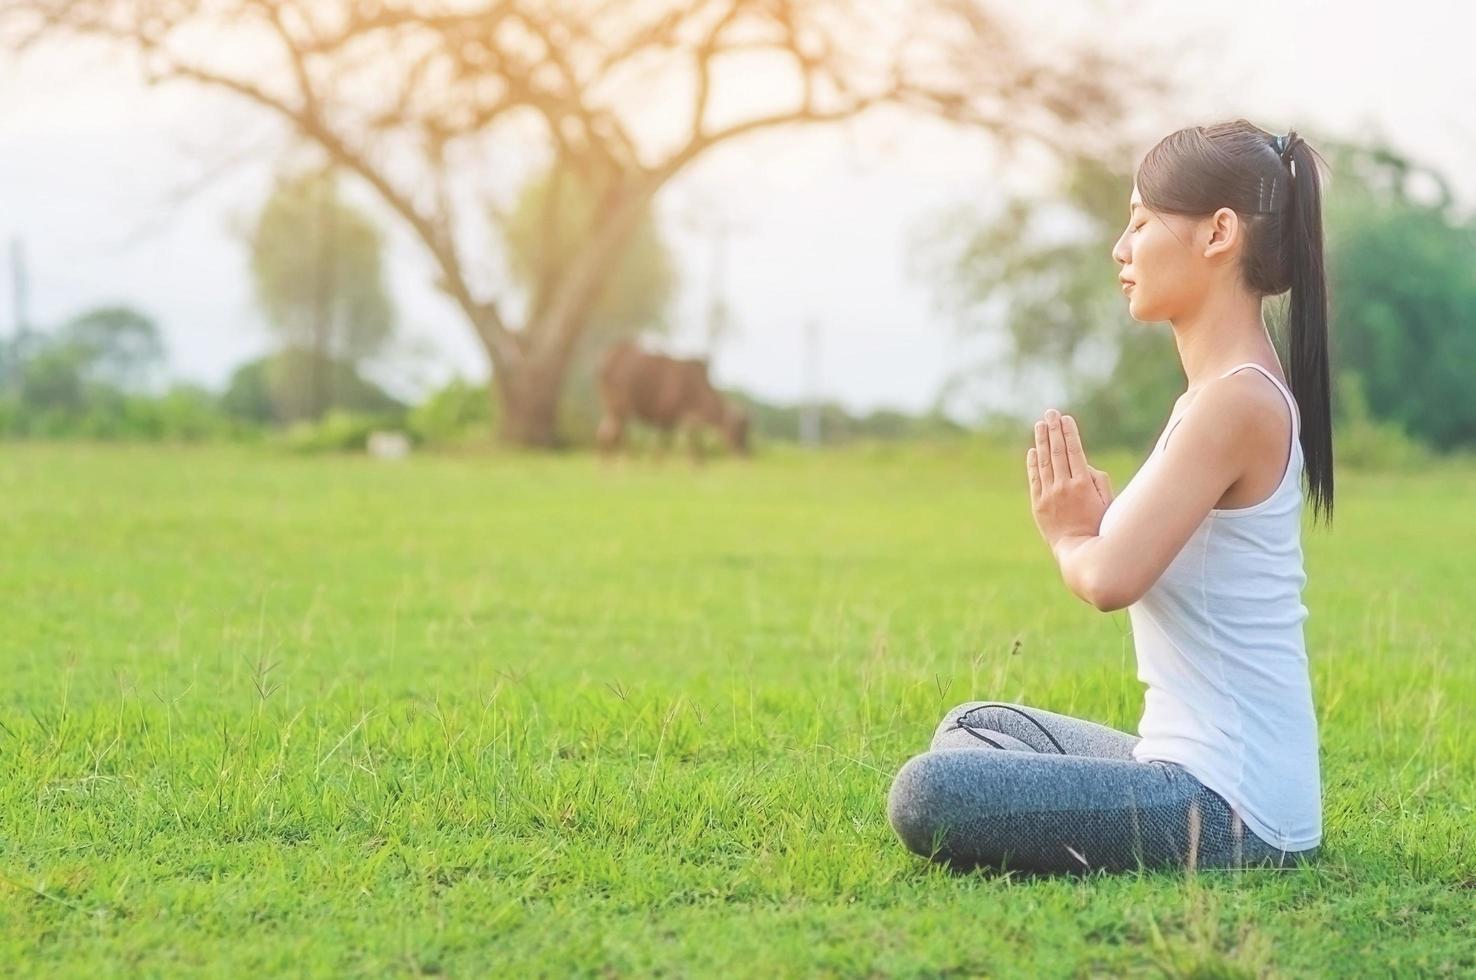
<box><xmin>886</xmin><ymin>120</ymin><xmax>1333</xmax><ymax>875</ymax></box>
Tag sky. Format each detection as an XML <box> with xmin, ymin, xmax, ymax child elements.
<box><xmin>2</xmin><ymin>0</ymin><xmax>1474</xmax><ymax>422</ymax></box>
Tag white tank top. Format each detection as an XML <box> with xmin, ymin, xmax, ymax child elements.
<box><xmin>1098</xmin><ymin>361</ymin><xmax>1321</xmax><ymax>851</ymax></box>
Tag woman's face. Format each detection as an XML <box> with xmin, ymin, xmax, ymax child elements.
<box><xmin>1111</xmin><ymin>185</ymin><xmax>1216</xmax><ymax>323</ymax></box>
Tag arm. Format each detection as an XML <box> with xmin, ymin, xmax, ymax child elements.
<box><xmin>1036</xmin><ymin>377</ymin><xmax>1267</xmax><ymax>612</ymax></box>
<box><xmin>1053</xmin><ymin>534</ymin><xmax>1115</xmax><ymax>610</ymax></box>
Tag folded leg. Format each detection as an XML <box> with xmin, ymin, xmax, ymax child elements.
<box><xmin>887</xmin><ymin>747</ymin><xmax>1307</xmax><ymax>874</ymax></box>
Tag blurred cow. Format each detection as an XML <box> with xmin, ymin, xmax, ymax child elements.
<box><xmin>596</xmin><ymin>339</ymin><xmax>750</xmax><ymax>459</ymax></box>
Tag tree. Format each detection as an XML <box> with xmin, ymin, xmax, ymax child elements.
<box><xmin>1321</xmin><ymin>139</ymin><xmax>1476</xmax><ymax>449</ymax></box>
<box><xmin>1</xmin><ymin>305</ymin><xmax>165</xmax><ymax>399</ymax></box>
<box><xmin>248</xmin><ymin>167</ymin><xmax>396</xmax><ymax>419</ymax></box>
<box><xmin>0</xmin><ymin>304</ymin><xmax>170</xmax><ymax>434</ymax></box>
<box><xmin>915</xmin><ymin>153</ymin><xmax>1176</xmax><ymax>449</ymax></box>
<box><xmin>5</xmin><ymin>0</ymin><xmax>1158</xmax><ymax>446</ymax></box>
<box><xmin>57</xmin><ymin>305</ymin><xmax>167</xmax><ymax>392</ymax></box>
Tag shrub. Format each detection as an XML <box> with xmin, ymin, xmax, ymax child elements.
<box><xmin>280</xmin><ymin>410</ymin><xmax>403</xmax><ymax>454</ymax></box>
<box><xmin>406</xmin><ymin>377</ymin><xmax>494</xmax><ymax>447</ymax></box>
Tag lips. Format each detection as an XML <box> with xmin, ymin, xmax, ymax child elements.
<box><xmin>1119</xmin><ymin>278</ymin><xmax>1135</xmax><ymax>292</ymax></box>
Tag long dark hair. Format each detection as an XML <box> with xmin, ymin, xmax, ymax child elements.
<box><xmin>1135</xmin><ymin>120</ymin><xmax>1334</xmax><ymax>528</ymax></box>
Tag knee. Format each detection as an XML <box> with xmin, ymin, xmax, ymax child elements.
<box><xmin>933</xmin><ymin>700</ymin><xmax>986</xmax><ymax>737</ymax></box>
<box><xmin>940</xmin><ymin>700</ymin><xmax>1022</xmax><ymax>725</ymax></box>
<box><xmin>932</xmin><ymin>700</ymin><xmax>1013</xmax><ymax>748</ymax></box>
<box><xmin>941</xmin><ymin>700</ymin><xmax>988</xmax><ymax>719</ymax></box>
<box><xmin>886</xmin><ymin>752</ymin><xmax>960</xmax><ymax>860</ymax></box>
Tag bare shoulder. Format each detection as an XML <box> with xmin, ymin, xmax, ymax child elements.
<box><xmin>1170</xmin><ymin>369</ymin><xmax>1289</xmax><ymax>463</ymax></box>
<box><xmin>1200</xmin><ymin>366</ymin><xmax>1288</xmax><ymax>423</ymax></box>
<box><xmin>1219</xmin><ymin>367</ymin><xmax>1295</xmax><ymax>443</ymax></box>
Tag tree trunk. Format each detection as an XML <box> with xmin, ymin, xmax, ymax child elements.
<box><xmin>495</xmin><ymin>359</ymin><xmax>566</xmax><ymax>448</ymax></box>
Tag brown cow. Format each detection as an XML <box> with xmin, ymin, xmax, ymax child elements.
<box><xmin>596</xmin><ymin>339</ymin><xmax>750</xmax><ymax>458</ymax></box>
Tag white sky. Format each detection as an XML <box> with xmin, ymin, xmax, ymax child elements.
<box><xmin>2</xmin><ymin>0</ymin><xmax>1474</xmax><ymax>419</ymax></box>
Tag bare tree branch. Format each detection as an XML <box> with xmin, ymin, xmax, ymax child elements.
<box><xmin>690</xmin><ymin>0</ymin><xmax>746</xmax><ymax>140</ymax></box>
<box><xmin>158</xmin><ymin>59</ymin><xmax>520</xmax><ymax>369</ymax></box>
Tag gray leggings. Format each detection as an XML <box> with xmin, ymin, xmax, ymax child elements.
<box><xmin>886</xmin><ymin>701</ymin><xmax>1320</xmax><ymax>875</ymax></box>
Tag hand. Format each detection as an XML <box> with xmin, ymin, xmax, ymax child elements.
<box><xmin>1026</xmin><ymin>409</ymin><xmax>1112</xmax><ymax>549</ymax></box>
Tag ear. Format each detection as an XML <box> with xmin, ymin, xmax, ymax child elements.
<box><xmin>1203</xmin><ymin>207</ymin><xmax>1239</xmax><ymax>261</ymax></box>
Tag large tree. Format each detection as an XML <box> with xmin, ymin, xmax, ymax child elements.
<box><xmin>4</xmin><ymin>0</ymin><xmax>1157</xmax><ymax>446</ymax></box>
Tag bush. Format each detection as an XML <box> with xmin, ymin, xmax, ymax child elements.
<box><xmin>1335</xmin><ymin>370</ymin><xmax>1431</xmax><ymax>471</ymax></box>
<box><xmin>143</xmin><ymin>385</ymin><xmax>252</xmax><ymax>442</ymax></box>
<box><xmin>279</xmin><ymin>410</ymin><xmax>403</xmax><ymax>454</ymax></box>
<box><xmin>222</xmin><ymin>348</ymin><xmax>407</xmax><ymax>426</ymax></box>
<box><xmin>406</xmin><ymin>377</ymin><xmax>494</xmax><ymax>447</ymax></box>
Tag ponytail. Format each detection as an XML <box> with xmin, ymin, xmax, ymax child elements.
<box><xmin>1279</xmin><ymin>134</ymin><xmax>1335</xmax><ymax>528</ymax></box>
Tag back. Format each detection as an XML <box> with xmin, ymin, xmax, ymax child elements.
<box><xmin>1099</xmin><ymin>362</ymin><xmax>1321</xmax><ymax>852</ymax></box>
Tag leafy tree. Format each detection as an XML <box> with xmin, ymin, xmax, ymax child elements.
<box><xmin>915</xmin><ymin>152</ymin><xmax>1177</xmax><ymax>450</ymax></box>
<box><xmin>58</xmin><ymin>306</ymin><xmax>167</xmax><ymax>392</ymax></box>
<box><xmin>248</xmin><ymin>167</ymin><xmax>396</xmax><ymax>419</ymax></box>
<box><xmin>1322</xmin><ymin>140</ymin><xmax>1476</xmax><ymax>449</ymax></box>
<box><xmin>0</xmin><ymin>304</ymin><xmax>171</xmax><ymax>434</ymax></box>
<box><xmin>15</xmin><ymin>342</ymin><xmax>88</xmax><ymax>416</ymax></box>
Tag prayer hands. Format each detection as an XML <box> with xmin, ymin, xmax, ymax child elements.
<box><xmin>1026</xmin><ymin>409</ymin><xmax>1114</xmax><ymax>548</ymax></box>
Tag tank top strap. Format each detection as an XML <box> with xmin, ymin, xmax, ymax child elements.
<box><xmin>1156</xmin><ymin>362</ymin><xmax>1300</xmax><ymax>456</ymax></box>
<box><xmin>1220</xmin><ymin>362</ymin><xmax>1301</xmax><ymax>438</ymax></box>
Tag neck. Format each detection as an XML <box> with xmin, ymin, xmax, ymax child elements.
<box><xmin>1168</xmin><ymin>282</ymin><xmax>1282</xmax><ymax>392</ymax></box>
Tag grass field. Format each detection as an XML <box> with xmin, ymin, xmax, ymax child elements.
<box><xmin>1</xmin><ymin>441</ymin><xmax>1472</xmax><ymax>977</ymax></box>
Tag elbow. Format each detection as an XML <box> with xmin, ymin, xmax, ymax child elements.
<box><xmin>1058</xmin><ymin>538</ymin><xmax>1145</xmax><ymax>613</ymax></box>
<box><xmin>1085</xmin><ymin>570</ymin><xmax>1138</xmax><ymax>613</ymax></box>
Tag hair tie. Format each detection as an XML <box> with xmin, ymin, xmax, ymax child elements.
<box><xmin>1272</xmin><ymin>131</ymin><xmax>1303</xmax><ymax>166</ymax></box>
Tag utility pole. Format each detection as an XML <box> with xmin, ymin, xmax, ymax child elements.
<box><xmin>705</xmin><ymin>217</ymin><xmax>732</xmax><ymax>357</ymax></box>
<box><xmin>800</xmin><ymin>318</ymin><xmax>821</xmax><ymax>446</ymax></box>
<box><xmin>311</xmin><ymin>170</ymin><xmax>337</xmax><ymax>419</ymax></box>
<box><xmin>676</xmin><ymin>186</ymin><xmax>748</xmax><ymax>359</ymax></box>
<box><xmin>3</xmin><ymin>238</ymin><xmax>30</xmax><ymax>387</ymax></box>
<box><xmin>10</xmin><ymin>237</ymin><xmax>29</xmax><ymax>340</ymax></box>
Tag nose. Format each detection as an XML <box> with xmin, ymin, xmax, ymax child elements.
<box><xmin>1111</xmin><ymin>229</ymin><xmax>1130</xmax><ymax>267</ymax></box>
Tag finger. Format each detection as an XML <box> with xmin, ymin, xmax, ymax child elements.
<box><xmin>1090</xmin><ymin>468</ymin><xmax>1110</xmax><ymax>505</ymax></box>
<box><xmin>1062</xmin><ymin>414</ymin><xmax>1089</xmax><ymax>479</ymax></box>
<box><xmin>1034</xmin><ymin>420</ymin><xmax>1053</xmax><ymax>484</ymax></box>
<box><xmin>1027</xmin><ymin>447</ymin><xmax>1041</xmax><ymax>500</ymax></box>
<box><xmin>1045</xmin><ymin>411</ymin><xmax>1068</xmax><ymax>483</ymax></box>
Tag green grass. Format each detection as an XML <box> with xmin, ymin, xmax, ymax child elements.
<box><xmin>1</xmin><ymin>441</ymin><xmax>1472</xmax><ymax>977</ymax></box>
